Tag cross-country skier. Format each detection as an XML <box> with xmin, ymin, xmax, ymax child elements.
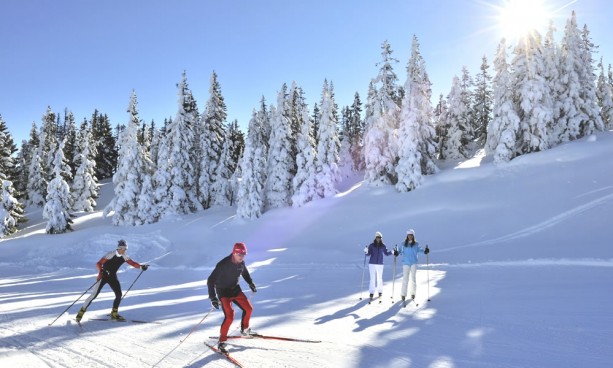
<box><xmin>207</xmin><ymin>242</ymin><xmax>257</xmax><ymax>354</ymax></box>
<box><xmin>75</xmin><ymin>239</ymin><xmax>149</xmax><ymax>322</ymax></box>
<box><xmin>364</xmin><ymin>231</ymin><xmax>393</xmax><ymax>302</ymax></box>
<box><xmin>393</xmin><ymin>229</ymin><xmax>429</xmax><ymax>302</ymax></box>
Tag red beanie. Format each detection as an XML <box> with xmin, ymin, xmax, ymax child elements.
<box><xmin>233</xmin><ymin>242</ymin><xmax>247</xmax><ymax>255</ymax></box>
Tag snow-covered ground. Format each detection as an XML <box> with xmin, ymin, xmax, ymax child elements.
<box><xmin>1</xmin><ymin>132</ymin><xmax>613</xmax><ymax>368</ymax></box>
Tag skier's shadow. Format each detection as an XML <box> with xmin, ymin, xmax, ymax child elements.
<box><xmin>353</xmin><ymin>303</ymin><xmax>403</xmax><ymax>332</ymax></box>
<box><xmin>314</xmin><ymin>299</ymin><xmax>369</xmax><ymax>325</ymax></box>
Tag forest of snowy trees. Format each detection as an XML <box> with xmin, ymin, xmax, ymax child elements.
<box><xmin>0</xmin><ymin>11</ymin><xmax>612</xmax><ymax>236</ymax></box>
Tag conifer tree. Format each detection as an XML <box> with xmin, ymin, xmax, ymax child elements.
<box><xmin>91</xmin><ymin>110</ymin><xmax>117</xmax><ymax>179</ymax></box>
<box><xmin>364</xmin><ymin>40</ymin><xmax>401</xmax><ymax>186</ymax></box>
<box><xmin>237</xmin><ymin>109</ymin><xmax>267</xmax><ymax>219</ymax></box>
<box><xmin>43</xmin><ymin>139</ymin><xmax>73</xmax><ymax>234</ymax></box>
<box><xmin>26</xmin><ymin>129</ymin><xmax>47</xmax><ymax>207</ymax></box>
<box><xmin>577</xmin><ymin>24</ymin><xmax>604</xmax><ymax>136</ymax></box>
<box><xmin>105</xmin><ymin>91</ymin><xmax>155</xmax><ymax>225</ymax></box>
<box><xmin>0</xmin><ymin>116</ymin><xmax>18</xmax><ymax>184</ymax></box>
<box><xmin>512</xmin><ymin>32</ymin><xmax>553</xmax><ymax>154</ymax></box>
<box><xmin>0</xmin><ymin>179</ymin><xmax>25</xmax><ymax>237</ymax></box>
<box><xmin>198</xmin><ymin>71</ymin><xmax>226</xmax><ymax>209</ymax></box>
<box><xmin>291</xmin><ymin>87</ymin><xmax>317</xmax><ymax>207</ymax></box>
<box><xmin>71</xmin><ymin>123</ymin><xmax>98</xmax><ymax>212</ymax></box>
<box><xmin>266</xmin><ymin>85</ymin><xmax>294</xmax><ymax>209</ymax></box>
<box><xmin>315</xmin><ymin>80</ymin><xmax>340</xmax><ymax>198</ymax></box>
<box><xmin>164</xmin><ymin>72</ymin><xmax>199</xmax><ymax>215</ymax></box>
<box><xmin>338</xmin><ymin>106</ymin><xmax>354</xmax><ymax>178</ymax></box>
<box><xmin>486</xmin><ymin>39</ymin><xmax>521</xmax><ymax>163</ymax></box>
<box><xmin>472</xmin><ymin>56</ymin><xmax>493</xmax><ymax>145</ymax></box>
<box><xmin>211</xmin><ymin>127</ymin><xmax>234</xmax><ymax>207</ymax></box>
<box><xmin>596</xmin><ymin>59</ymin><xmax>613</xmax><ymax>129</ymax></box>
<box><xmin>396</xmin><ymin>36</ymin><xmax>436</xmax><ymax>192</ymax></box>
<box><xmin>439</xmin><ymin>76</ymin><xmax>467</xmax><ymax>160</ymax></box>
<box><xmin>349</xmin><ymin>92</ymin><xmax>365</xmax><ymax>172</ymax></box>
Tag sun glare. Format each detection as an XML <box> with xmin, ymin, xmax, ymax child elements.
<box><xmin>497</xmin><ymin>0</ymin><xmax>552</xmax><ymax>41</ymax></box>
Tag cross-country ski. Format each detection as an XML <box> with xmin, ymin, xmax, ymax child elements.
<box><xmin>204</xmin><ymin>342</ymin><xmax>244</xmax><ymax>368</ymax></box>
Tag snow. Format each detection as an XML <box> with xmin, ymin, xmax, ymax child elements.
<box><xmin>2</xmin><ymin>132</ymin><xmax>613</xmax><ymax>368</ymax></box>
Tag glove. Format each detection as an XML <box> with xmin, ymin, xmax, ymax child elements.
<box><xmin>424</xmin><ymin>247</ymin><xmax>430</xmax><ymax>255</ymax></box>
<box><xmin>141</xmin><ymin>264</ymin><xmax>149</xmax><ymax>271</ymax></box>
<box><xmin>102</xmin><ymin>269</ymin><xmax>110</xmax><ymax>277</ymax></box>
<box><xmin>393</xmin><ymin>250</ymin><xmax>399</xmax><ymax>257</ymax></box>
<box><xmin>363</xmin><ymin>246</ymin><xmax>368</xmax><ymax>254</ymax></box>
<box><xmin>211</xmin><ymin>297</ymin><xmax>220</xmax><ymax>309</ymax></box>
<box><xmin>249</xmin><ymin>283</ymin><xmax>257</xmax><ymax>293</ymax></box>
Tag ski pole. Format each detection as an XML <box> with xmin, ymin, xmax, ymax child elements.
<box><xmin>121</xmin><ymin>268</ymin><xmax>145</xmax><ymax>302</ymax></box>
<box><xmin>48</xmin><ymin>280</ymin><xmax>97</xmax><ymax>326</ymax></box>
<box><xmin>359</xmin><ymin>252</ymin><xmax>367</xmax><ymax>300</ymax></box>
<box><xmin>426</xmin><ymin>247</ymin><xmax>431</xmax><ymax>302</ymax></box>
<box><xmin>391</xmin><ymin>245</ymin><xmax>397</xmax><ymax>303</ymax></box>
<box><xmin>152</xmin><ymin>307</ymin><xmax>215</xmax><ymax>367</ymax></box>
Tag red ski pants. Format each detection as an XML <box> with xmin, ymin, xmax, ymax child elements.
<box><xmin>219</xmin><ymin>291</ymin><xmax>253</xmax><ymax>342</ymax></box>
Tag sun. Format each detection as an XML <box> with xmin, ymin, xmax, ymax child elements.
<box><xmin>496</xmin><ymin>0</ymin><xmax>552</xmax><ymax>41</ymax></box>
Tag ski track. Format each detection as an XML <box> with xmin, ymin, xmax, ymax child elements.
<box><xmin>440</xmin><ymin>191</ymin><xmax>613</xmax><ymax>252</ymax></box>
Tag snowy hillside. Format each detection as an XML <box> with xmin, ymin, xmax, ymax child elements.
<box><xmin>1</xmin><ymin>132</ymin><xmax>612</xmax><ymax>368</ymax></box>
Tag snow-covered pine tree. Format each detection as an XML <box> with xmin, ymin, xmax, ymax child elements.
<box><xmin>14</xmin><ymin>124</ymin><xmax>38</xmax><ymax>198</ymax></box>
<box><xmin>266</xmin><ymin>85</ymin><xmax>294</xmax><ymax>209</ymax></box>
<box><xmin>198</xmin><ymin>71</ymin><xmax>226</xmax><ymax>209</ymax></box>
<box><xmin>43</xmin><ymin>139</ymin><xmax>73</xmax><ymax>234</ymax></box>
<box><xmin>0</xmin><ymin>116</ymin><xmax>18</xmax><ymax>183</ymax></box>
<box><xmin>433</xmin><ymin>94</ymin><xmax>448</xmax><ymax>154</ymax></box>
<box><xmin>577</xmin><ymin>24</ymin><xmax>604</xmax><ymax>137</ymax></box>
<box><xmin>439</xmin><ymin>76</ymin><xmax>467</xmax><ymax>160</ymax></box>
<box><xmin>105</xmin><ymin>91</ymin><xmax>155</xmax><ymax>226</ymax></box>
<box><xmin>39</xmin><ymin>107</ymin><xmax>58</xmax><ymax>185</ymax></box>
<box><xmin>338</xmin><ymin>106</ymin><xmax>354</xmax><ymax>178</ymax></box>
<box><xmin>164</xmin><ymin>72</ymin><xmax>199</xmax><ymax>215</ymax></box>
<box><xmin>91</xmin><ymin>110</ymin><xmax>117</xmax><ymax>179</ymax></box>
<box><xmin>211</xmin><ymin>126</ymin><xmax>233</xmax><ymax>207</ymax></box>
<box><xmin>364</xmin><ymin>41</ymin><xmax>401</xmax><ymax>186</ymax></box>
<box><xmin>315</xmin><ymin>80</ymin><xmax>340</xmax><ymax>198</ymax></box>
<box><xmin>596</xmin><ymin>58</ymin><xmax>613</xmax><ymax>129</ymax></box>
<box><xmin>459</xmin><ymin>66</ymin><xmax>475</xmax><ymax>147</ymax></box>
<box><xmin>291</xmin><ymin>87</ymin><xmax>317</xmax><ymax>207</ymax></box>
<box><xmin>226</xmin><ymin>119</ymin><xmax>244</xmax><ymax>206</ymax></box>
<box><xmin>396</xmin><ymin>35</ymin><xmax>434</xmax><ymax>191</ymax></box>
<box><xmin>556</xmin><ymin>11</ymin><xmax>587</xmax><ymax>144</ymax></box>
<box><xmin>71</xmin><ymin>123</ymin><xmax>99</xmax><ymax>212</ymax></box>
<box><xmin>237</xmin><ymin>109</ymin><xmax>267</xmax><ymax>219</ymax></box>
<box><xmin>26</xmin><ymin>129</ymin><xmax>47</xmax><ymax>207</ymax></box>
<box><xmin>0</xmin><ymin>179</ymin><xmax>25</xmax><ymax>237</ymax></box>
<box><xmin>542</xmin><ymin>20</ymin><xmax>561</xmax><ymax>147</ymax></box>
<box><xmin>349</xmin><ymin>92</ymin><xmax>365</xmax><ymax>172</ymax></box>
<box><xmin>62</xmin><ymin>110</ymin><xmax>78</xmax><ymax>178</ymax></box>
<box><xmin>472</xmin><ymin>56</ymin><xmax>493</xmax><ymax>146</ymax></box>
<box><xmin>0</xmin><ymin>118</ymin><xmax>25</xmax><ymax>236</ymax></box>
<box><xmin>486</xmin><ymin>39</ymin><xmax>521</xmax><ymax>163</ymax></box>
<box><xmin>512</xmin><ymin>32</ymin><xmax>553</xmax><ymax>154</ymax></box>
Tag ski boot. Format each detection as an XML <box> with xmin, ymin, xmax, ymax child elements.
<box><xmin>75</xmin><ymin>307</ymin><xmax>86</xmax><ymax>322</ymax></box>
<box><xmin>241</xmin><ymin>327</ymin><xmax>257</xmax><ymax>336</ymax></box>
<box><xmin>218</xmin><ymin>341</ymin><xmax>228</xmax><ymax>354</ymax></box>
<box><xmin>110</xmin><ymin>308</ymin><xmax>125</xmax><ymax>321</ymax></box>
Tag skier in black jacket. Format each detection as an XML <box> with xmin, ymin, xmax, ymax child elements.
<box><xmin>207</xmin><ymin>242</ymin><xmax>257</xmax><ymax>353</ymax></box>
<box><xmin>75</xmin><ymin>239</ymin><xmax>149</xmax><ymax>322</ymax></box>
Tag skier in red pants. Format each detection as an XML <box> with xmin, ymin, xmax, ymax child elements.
<box><xmin>207</xmin><ymin>242</ymin><xmax>257</xmax><ymax>353</ymax></box>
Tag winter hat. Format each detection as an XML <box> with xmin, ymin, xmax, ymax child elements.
<box><xmin>407</xmin><ymin>229</ymin><xmax>415</xmax><ymax>236</ymax></box>
<box><xmin>233</xmin><ymin>242</ymin><xmax>248</xmax><ymax>255</ymax></box>
<box><xmin>117</xmin><ymin>239</ymin><xmax>128</xmax><ymax>249</ymax></box>
<box><xmin>375</xmin><ymin>231</ymin><xmax>383</xmax><ymax>238</ymax></box>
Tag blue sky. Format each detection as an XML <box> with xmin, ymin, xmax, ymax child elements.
<box><xmin>1</xmin><ymin>0</ymin><xmax>610</xmax><ymax>144</ymax></box>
